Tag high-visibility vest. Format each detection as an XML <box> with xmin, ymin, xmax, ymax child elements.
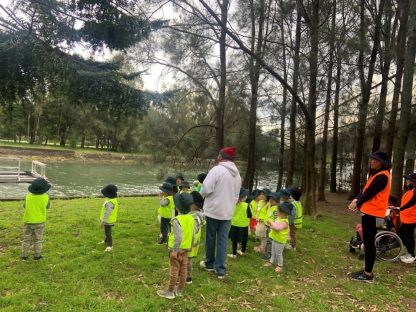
<box><xmin>158</xmin><ymin>195</ymin><xmax>175</xmax><ymax>219</ymax></box>
<box><xmin>293</xmin><ymin>201</ymin><xmax>303</xmax><ymax>229</ymax></box>
<box><xmin>257</xmin><ymin>201</ymin><xmax>269</xmax><ymax>222</ymax></box>
<box><xmin>400</xmin><ymin>188</ymin><xmax>416</xmax><ymax>224</ymax></box>
<box><xmin>265</xmin><ymin>205</ymin><xmax>277</xmax><ymax>225</ymax></box>
<box><xmin>100</xmin><ymin>198</ymin><xmax>119</xmax><ymax>224</ymax></box>
<box><xmin>231</xmin><ymin>202</ymin><xmax>250</xmax><ymax>227</ymax></box>
<box><xmin>23</xmin><ymin>193</ymin><xmax>49</xmax><ymax>223</ymax></box>
<box><xmin>360</xmin><ymin>170</ymin><xmax>391</xmax><ymax>218</ymax></box>
<box><xmin>168</xmin><ymin>214</ymin><xmax>195</xmax><ymax>250</ymax></box>
<box><xmin>269</xmin><ymin>217</ymin><xmax>289</xmax><ymax>244</ymax></box>
<box><xmin>250</xmin><ymin>200</ymin><xmax>258</xmax><ymax>217</ymax></box>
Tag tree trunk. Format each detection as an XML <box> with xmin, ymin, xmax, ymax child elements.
<box><xmin>385</xmin><ymin>0</ymin><xmax>409</xmax><ymax>155</ymax></box>
<box><xmin>318</xmin><ymin>0</ymin><xmax>336</xmax><ymax>201</ymax></box>
<box><xmin>350</xmin><ymin>0</ymin><xmax>385</xmax><ymax>198</ymax></box>
<box><xmin>391</xmin><ymin>0</ymin><xmax>416</xmax><ymax>198</ymax></box>
<box><xmin>286</xmin><ymin>8</ymin><xmax>302</xmax><ymax>187</ymax></box>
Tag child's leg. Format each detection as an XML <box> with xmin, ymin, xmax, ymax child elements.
<box><xmin>177</xmin><ymin>251</ymin><xmax>188</xmax><ymax>291</ymax></box>
<box><xmin>160</xmin><ymin>218</ymin><xmax>170</xmax><ymax>242</ymax></box>
<box><xmin>168</xmin><ymin>252</ymin><xmax>180</xmax><ymax>292</ymax></box>
<box><xmin>289</xmin><ymin>224</ymin><xmax>297</xmax><ymax>249</ymax></box>
<box><xmin>275</xmin><ymin>242</ymin><xmax>285</xmax><ymax>268</ymax></box>
<box><xmin>104</xmin><ymin>225</ymin><xmax>112</xmax><ymax>247</ymax></box>
<box><xmin>22</xmin><ymin>224</ymin><xmax>33</xmax><ymax>258</ymax></box>
<box><xmin>232</xmin><ymin>237</ymin><xmax>238</xmax><ymax>255</ymax></box>
<box><xmin>241</xmin><ymin>227</ymin><xmax>248</xmax><ymax>253</ymax></box>
<box><xmin>33</xmin><ymin>223</ymin><xmax>45</xmax><ymax>257</ymax></box>
<box><xmin>187</xmin><ymin>256</ymin><xmax>193</xmax><ymax>279</ymax></box>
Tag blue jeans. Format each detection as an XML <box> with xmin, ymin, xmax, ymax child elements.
<box><xmin>204</xmin><ymin>216</ymin><xmax>230</xmax><ymax>276</ymax></box>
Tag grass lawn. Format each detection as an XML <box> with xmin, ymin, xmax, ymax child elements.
<box><xmin>0</xmin><ymin>194</ymin><xmax>415</xmax><ymax>311</ymax></box>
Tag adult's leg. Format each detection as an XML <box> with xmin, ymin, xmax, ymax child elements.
<box><xmin>215</xmin><ymin>219</ymin><xmax>231</xmax><ymax>276</ymax></box>
<box><xmin>104</xmin><ymin>224</ymin><xmax>112</xmax><ymax>247</ymax></box>
<box><xmin>22</xmin><ymin>224</ymin><xmax>33</xmax><ymax>258</ymax></box>
<box><xmin>362</xmin><ymin>214</ymin><xmax>377</xmax><ymax>273</ymax></box>
<box><xmin>33</xmin><ymin>223</ymin><xmax>45</xmax><ymax>257</ymax></box>
<box><xmin>204</xmin><ymin>216</ymin><xmax>218</xmax><ymax>269</ymax></box>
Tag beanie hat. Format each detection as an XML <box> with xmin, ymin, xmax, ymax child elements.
<box><xmin>174</xmin><ymin>193</ymin><xmax>193</xmax><ymax>214</ymax></box>
<box><xmin>219</xmin><ymin>146</ymin><xmax>237</xmax><ymax>161</ymax></box>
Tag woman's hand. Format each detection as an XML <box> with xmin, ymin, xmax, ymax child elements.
<box><xmin>348</xmin><ymin>199</ymin><xmax>358</xmax><ymax>212</ymax></box>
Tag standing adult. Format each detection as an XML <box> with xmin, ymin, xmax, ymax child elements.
<box><xmin>200</xmin><ymin>147</ymin><xmax>241</xmax><ymax>279</ymax></box>
<box><xmin>398</xmin><ymin>173</ymin><xmax>416</xmax><ymax>264</ymax></box>
<box><xmin>348</xmin><ymin>151</ymin><xmax>391</xmax><ymax>283</ymax></box>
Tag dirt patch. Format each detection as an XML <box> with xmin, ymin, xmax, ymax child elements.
<box><xmin>317</xmin><ymin>192</ymin><xmax>352</xmax><ymax>216</ymax></box>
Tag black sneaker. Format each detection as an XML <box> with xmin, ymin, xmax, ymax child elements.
<box><xmin>34</xmin><ymin>255</ymin><xmax>43</xmax><ymax>260</ymax></box>
<box><xmin>349</xmin><ymin>271</ymin><xmax>374</xmax><ymax>283</ymax></box>
<box><xmin>158</xmin><ymin>238</ymin><xmax>167</xmax><ymax>244</ymax></box>
<box><xmin>186</xmin><ymin>277</ymin><xmax>192</xmax><ymax>284</ymax></box>
<box><xmin>21</xmin><ymin>256</ymin><xmax>28</xmax><ymax>261</ymax></box>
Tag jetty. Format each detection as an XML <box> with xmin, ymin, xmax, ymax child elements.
<box><xmin>0</xmin><ymin>158</ymin><xmax>47</xmax><ymax>183</ymax></box>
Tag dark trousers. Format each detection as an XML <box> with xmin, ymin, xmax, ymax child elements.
<box><xmin>104</xmin><ymin>224</ymin><xmax>114</xmax><ymax>247</ymax></box>
<box><xmin>362</xmin><ymin>214</ymin><xmax>377</xmax><ymax>273</ymax></box>
<box><xmin>160</xmin><ymin>217</ymin><xmax>171</xmax><ymax>242</ymax></box>
<box><xmin>229</xmin><ymin>226</ymin><xmax>248</xmax><ymax>255</ymax></box>
<box><xmin>398</xmin><ymin>223</ymin><xmax>416</xmax><ymax>257</ymax></box>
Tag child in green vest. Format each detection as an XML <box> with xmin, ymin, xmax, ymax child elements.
<box><xmin>158</xmin><ymin>182</ymin><xmax>175</xmax><ymax>244</ymax></box>
<box><xmin>262</xmin><ymin>191</ymin><xmax>281</xmax><ymax>260</ymax></box>
<box><xmin>157</xmin><ymin>193</ymin><xmax>195</xmax><ymax>299</ymax></box>
<box><xmin>22</xmin><ymin>178</ymin><xmax>51</xmax><ymax>260</ymax></box>
<box><xmin>286</xmin><ymin>186</ymin><xmax>302</xmax><ymax>250</ymax></box>
<box><xmin>254</xmin><ymin>188</ymin><xmax>270</xmax><ymax>253</ymax></box>
<box><xmin>179</xmin><ymin>181</ymin><xmax>191</xmax><ymax>193</ymax></box>
<box><xmin>186</xmin><ymin>191</ymin><xmax>205</xmax><ymax>284</ymax></box>
<box><xmin>99</xmin><ymin>184</ymin><xmax>119</xmax><ymax>252</ymax></box>
<box><xmin>228</xmin><ymin>188</ymin><xmax>252</xmax><ymax>258</ymax></box>
<box><xmin>249</xmin><ymin>189</ymin><xmax>262</xmax><ymax>236</ymax></box>
<box><xmin>264</xmin><ymin>202</ymin><xmax>292</xmax><ymax>273</ymax></box>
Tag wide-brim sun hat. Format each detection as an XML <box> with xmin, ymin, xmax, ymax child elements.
<box><xmin>174</xmin><ymin>193</ymin><xmax>193</xmax><ymax>214</ymax></box>
<box><xmin>164</xmin><ymin>176</ymin><xmax>177</xmax><ymax>186</ymax></box>
<box><xmin>286</xmin><ymin>185</ymin><xmax>302</xmax><ymax>201</ymax></box>
<box><xmin>278</xmin><ymin>202</ymin><xmax>292</xmax><ymax>215</ymax></box>
<box><xmin>190</xmin><ymin>191</ymin><xmax>204</xmax><ymax>209</ymax></box>
<box><xmin>368</xmin><ymin>151</ymin><xmax>391</xmax><ymax>168</ymax></box>
<box><xmin>268</xmin><ymin>191</ymin><xmax>281</xmax><ymax>203</ymax></box>
<box><xmin>28</xmin><ymin>178</ymin><xmax>51</xmax><ymax>195</ymax></box>
<box><xmin>277</xmin><ymin>189</ymin><xmax>291</xmax><ymax>199</ymax></box>
<box><xmin>101</xmin><ymin>184</ymin><xmax>118</xmax><ymax>198</ymax></box>
<box><xmin>197</xmin><ymin>173</ymin><xmax>207</xmax><ymax>183</ymax></box>
<box><xmin>159</xmin><ymin>182</ymin><xmax>174</xmax><ymax>195</ymax></box>
<box><xmin>239</xmin><ymin>188</ymin><xmax>250</xmax><ymax>200</ymax></box>
<box><xmin>404</xmin><ymin>173</ymin><xmax>416</xmax><ymax>184</ymax></box>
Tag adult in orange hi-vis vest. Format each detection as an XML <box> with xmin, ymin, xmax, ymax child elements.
<box><xmin>348</xmin><ymin>151</ymin><xmax>391</xmax><ymax>283</ymax></box>
<box><xmin>398</xmin><ymin>173</ymin><xmax>416</xmax><ymax>264</ymax></box>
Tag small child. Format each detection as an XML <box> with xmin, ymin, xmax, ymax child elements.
<box><xmin>186</xmin><ymin>191</ymin><xmax>205</xmax><ymax>284</ymax></box>
<box><xmin>228</xmin><ymin>188</ymin><xmax>252</xmax><ymax>258</ymax></box>
<box><xmin>249</xmin><ymin>189</ymin><xmax>262</xmax><ymax>236</ymax></box>
<box><xmin>287</xmin><ymin>186</ymin><xmax>303</xmax><ymax>250</ymax></box>
<box><xmin>254</xmin><ymin>188</ymin><xmax>270</xmax><ymax>253</ymax></box>
<box><xmin>179</xmin><ymin>181</ymin><xmax>191</xmax><ymax>194</ymax></box>
<box><xmin>157</xmin><ymin>193</ymin><xmax>195</xmax><ymax>299</ymax></box>
<box><xmin>22</xmin><ymin>178</ymin><xmax>51</xmax><ymax>260</ymax></box>
<box><xmin>195</xmin><ymin>173</ymin><xmax>207</xmax><ymax>193</ymax></box>
<box><xmin>264</xmin><ymin>202</ymin><xmax>292</xmax><ymax>273</ymax></box>
<box><xmin>99</xmin><ymin>184</ymin><xmax>119</xmax><ymax>252</ymax></box>
<box><xmin>262</xmin><ymin>191</ymin><xmax>281</xmax><ymax>260</ymax></box>
<box><xmin>158</xmin><ymin>182</ymin><xmax>175</xmax><ymax>244</ymax></box>
<box><xmin>277</xmin><ymin>190</ymin><xmax>295</xmax><ymax>250</ymax></box>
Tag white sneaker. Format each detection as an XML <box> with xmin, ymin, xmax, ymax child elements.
<box><xmin>400</xmin><ymin>253</ymin><xmax>411</xmax><ymax>260</ymax></box>
<box><xmin>401</xmin><ymin>256</ymin><xmax>415</xmax><ymax>264</ymax></box>
<box><xmin>227</xmin><ymin>254</ymin><xmax>237</xmax><ymax>258</ymax></box>
<box><xmin>104</xmin><ymin>246</ymin><xmax>113</xmax><ymax>252</ymax></box>
<box><xmin>237</xmin><ymin>250</ymin><xmax>245</xmax><ymax>256</ymax></box>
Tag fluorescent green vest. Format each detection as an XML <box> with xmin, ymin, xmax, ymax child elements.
<box><xmin>168</xmin><ymin>214</ymin><xmax>195</xmax><ymax>250</ymax></box>
<box><xmin>250</xmin><ymin>200</ymin><xmax>258</xmax><ymax>216</ymax></box>
<box><xmin>257</xmin><ymin>201</ymin><xmax>268</xmax><ymax>222</ymax></box>
<box><xmin>266</xmin><ymin>205</ymin><xmax>277</xmax><ymax>225</ymax></box>
<box><xmin>293</xmin><ymin>201</ymin><xmax>303</xmax><ymax>229</ymax></box>
<box><xmin>23</xmin><ymin>193</ymin><xmax>49</xmax><ymax>223</ymax></box>
<box><xmin>231</xmin><ymin>202</ymin><xmax>250</xmax><ymax>227</ymax></box>
<box><xmin>100</xmin><ymin>198</ymin><xmax>119</xmax><ymax>224</ymax></box>
<box><xmin>158</xmin><ymin>195</ymin><xmax>175</xmax><ymax>219</ymax></box>
<box><xmin>196</xmin><ymin>182</ymin><xmax>202</xmax><ymax>193</ymax></box>
<box><xmin>269</xmin><ymin>217</ymin><xmax>289</xmax><ymax>244</ymax></box>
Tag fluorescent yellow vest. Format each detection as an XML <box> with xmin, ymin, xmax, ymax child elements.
<box><xmin>250</xmin><ymin>200</ymin><xmax>258</xmax><ymax>216</ymax></box>
<box><xmin>265</xmin><ymin>205</ymin><xmax>277</xmax><ymax>225</ymax></box>
<box><xmin>23</xmin><ymin>193</ymin><xmax>49</xmax><ymax>223</ymax></box>
<box><xmin>293</xmin><ymin>201</ymin><xmax>303</xmax><ymax>229</ymax></box>
<box><xmin>257</xmin><ymin>201</ymin><xmax>268</xmax><ymax>222</ymax></box>
<box><xmin>168</xmin><ymin>214</ymin><xmax>195</xmax><ymax>250</ymax></box>
<box><xmin>158</xmin><ymin>195</ymin><xmax>175</xmax><ymax>219</ymax></box>
<box><xmin>269</xmin><ymin>217</ymin><xmax>289</xmax><ymax>244</ymax></box>
<box><xmin>100</xmin><ymin>198</ymin><xmax>119</xmax><ymax>224</ymax></box>
<box><xmin>231</xmin><ymin>202</ymin><xmax>250</xmax><ymax>227</ymax></box>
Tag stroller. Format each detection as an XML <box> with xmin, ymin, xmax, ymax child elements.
<box><xmin>349</xmin><ymin>203</ymin><xmax>403</xmax><ymax>262</ymax></box>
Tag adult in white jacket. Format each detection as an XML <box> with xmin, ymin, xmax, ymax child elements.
<box><xmin>200</xmin><ymin>147</ymin><xmax>241</xmax><ymax>278</ymax></box>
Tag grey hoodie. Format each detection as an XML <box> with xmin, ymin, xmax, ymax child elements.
<box><xmin>201</xmin><ymin>161</ymin><xmax>241</xmax><ymax>220</ymax></box>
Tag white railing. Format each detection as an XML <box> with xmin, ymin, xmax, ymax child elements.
<box><xmin>0</xmin><ymin>158</ymin><xmax>21</xmax><ymax>181</ymax></box>
<box><xmin>31</xmin><ymin>160</ymin><xmax>46</xmax><ymax>178</ymax></box>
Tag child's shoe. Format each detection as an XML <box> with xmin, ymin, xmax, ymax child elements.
<box><xmin>227</xmin><ymin>254</ymin><xmax>237</xmax><ymax>258</ymax></box>
<box><xmin>275</xmin><ymin>266</ymin><xmax>283</xmax><ymax>273</ymax></box>
<box><xmin>186</xmin><ymin>277</ymin><xmax>193</xmax><ymax>285</ymax></box>
<box><xmin>174</xmin><ymin>287</ymin><xmax>183</xmax><ymax>297</ymax></box>
<box><xmin>157</xmin><ymin>289</ymin><xmax>175</xmax><ymax>299</ymax></box>
<box><xmin>158</xmin><ymin>238</ymin><xmax>167</xmax><ymax>244</ymax></box>
<box><xmin>34</xmin><ymin>255</ymin><xmax>43</xmax><ymax>260</ymax></box>
<box><xmin>237</xmin><ymin>250</ymin><xmax>245</xmax><ymax>256</ymax></box>
<box><xmin>104</xmin><ymin>246</ymin><xmax>113</xmax><ymax>252</ymax></box>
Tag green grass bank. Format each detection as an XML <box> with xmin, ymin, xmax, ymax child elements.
<box><xmin>0</xmin><ymin>195</ymin><xmax>415</xmax><ymax>311</ymax></box>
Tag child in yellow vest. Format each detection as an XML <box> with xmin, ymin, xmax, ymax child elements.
<box><xmin>158</xmin><ymin>182</ymin><xmax>175</xmax><ymax>244</ymax></box>
<box><xmin>264</xmin><ymin>202</ymin><xmax>292</xmax><ymax>273</ymax></box>
<box><xmin>249</xmin><ymin>189</ymin><xmax>262</xmax><ymax>236</ymax></box>
<box><xmin>261</xmin><ymin>191</ymin><xmax>281</xmax><ymax>260</ymax></box>
<box><xmin>286</xmin><ymin>186</ymin><xmax>303</xmax><ymax>250</ymax></box>
<box><xmin>228</xmin><ymin>188</ymin><xmax>251</xmax><ymax>258</ymax></box>
<box><xmin>157</xmin><ymin>193</ymin><xmax>195</xmax><ymax>299</ymax></box>
<box><xmin>22</xmin><ymin>178</ymin><xmax>51</xmax><ymax>260</ymax></box>
<box><xmin>186</xmin><ymin>191</ymin><xmax>205</xmax><ymax>284</ymax></box>
<box><xmin>254</xmin><ymin>188</ymin><xmax>270</xmax><ymax>253</ymax></box>
<box><xmin>99</xmin><ymin>184</ymin><xmax>119</xmax><ymax>252</ymax></box>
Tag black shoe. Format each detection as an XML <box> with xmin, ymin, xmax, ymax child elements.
<box><xmin>21</xmin><ymin>256</ymin><xmax>28</xmax><ymax>261</ymax></box>
<box><xmin>158</xmin><ymin>238</ymin><xmax>167</xmax><ymax>244</ymax></box>
<box><xmin>186</xmin><ymin>277</ymin><xmax>192</xmax><ymax>284</ymax></box>
<box><xmin>349</xmin><ymin>270</ymin><xmax>374</xmax><ymax>283</ymax></box>
<box><xmin>34</xmin><ymin>255</ymin><xmax>43</xmax><ymax>260</ymax></box>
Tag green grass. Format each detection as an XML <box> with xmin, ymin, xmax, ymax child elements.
<box><xmin>0</xmin><ymin>196</ymin><xmax>415</xmax><ymax>311</ymax></box>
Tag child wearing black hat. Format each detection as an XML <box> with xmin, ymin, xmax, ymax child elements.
<box><xmin>22</xmin><ymin>178</ymin><xmax>51</xmax><ymax>260</ymax></box>
<box><xmin>157</xmin><ymin>193</ymin><xmax>195</xmax><ymax>299</ymax></box>
<box><xmin>99</xmin><ymin>184</ymin><xmax>119</xmax><ymax>252</ymax></box>
<box><xmin>254</xmin><ymin>188</ymin><xmax>270</xmax><ymax>253</ymax></box>
<box><xmin>158</xmin><ymin>182</ymin><xmax>175</xmax><ymax>244</ymax></box>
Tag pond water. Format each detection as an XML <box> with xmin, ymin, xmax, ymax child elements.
<box><xmin>0</xmin><ymin>161</ymin><xmax>281</xmax><ymax>200</ymax></box>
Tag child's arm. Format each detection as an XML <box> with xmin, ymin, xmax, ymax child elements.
<box><xmin>269</xmin><ymin>220</ymin><xmax>288</xmax><ymax>231</ymax></box>
<box><xmin>247</xmin><ymin>205</ymin><xmax>253</xmax><ymax>219</ymax></box>
<box><xmin>101</xmin><ymin>202</ymin><xmax>114</xmax><ymax>224</ymax></box>
<box><xmin>159</xmin><ymin>197</ymin><xmax>170</xmax><ymax>207</ymax></box>
<box><xmin>171</xmin><ymin>219</ymin><xmax>183</xmax><ymax>257</ymax></box>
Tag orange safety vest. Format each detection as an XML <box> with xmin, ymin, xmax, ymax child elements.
<box><xmin>359</xmin><ymin>170</ymin><xmax>391</xmax><ymax>218</ymax></box>
<box><xmin>400</xmin><ymin>188</ymin><xmax>416</xmax><ymax>224</ymax></box>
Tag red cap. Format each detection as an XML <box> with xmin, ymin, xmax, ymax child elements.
<box><xmin>220</xmin><ymin>146</ymin><xmax>236</xmax><ymax>160</ymax></box>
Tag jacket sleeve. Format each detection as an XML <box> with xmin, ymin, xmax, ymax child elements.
<box><xmin>200</xmin><ymin>167</ymin><xmax>217</xmax><ymax>197</ymax></box>
<box><xmin>356</xmin><ymin>175</ymin><xmax>388</xmax><ymax>208</ymax></box>
<box><xmin>172</xmin><ymin>219</ymin><xmax>183</xmax><ymax>252</ymax></box>
<box><xmin>101</xmin><ymin>202</ymin><xmax>115</xmax><ymax>224</ymax></box>
<box><xmin>401</xmin><ymin>189</ymin><xmax>416</xmax><ymax>211</ymax></box>
<box><xmin>159</xmin><ymin>197</ymin><xmax>170</xmax><ymax>207</ymax></box>
<box><xmin>247</xmin><ymin>206</ymin><xmax>252</xmax><ymax>219</ymax></box>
